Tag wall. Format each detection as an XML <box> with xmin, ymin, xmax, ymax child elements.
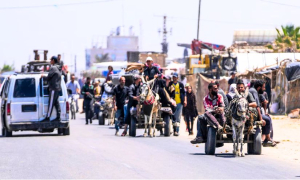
<box><xmin>236</xmin><ymin>53</ymin><xmax>300</xmax><ymax>73</ymax></box>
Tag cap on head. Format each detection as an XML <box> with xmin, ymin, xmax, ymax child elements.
<box><xmin>51</xmin><ymin>56</ymin><xmax>58</xmax><ymax>63</ymax></box>
<box><xmin>146</xmin><ymin>57</ymin><xmax>153</xmax><ymax>62</ymax></box>
<box><xmin>185</xmin><ymin>83</ymin><xmax>190</xmax><ymax>87</ymax></box>
<box><xmin>230</xmin><ymin>71</ymin><xmax>236</xmax><ymax>75</ymax></box>
<box><xmin>172</xmin><ymin>72</ymin><xmax>178</xmax><ymax>78</ymax></box>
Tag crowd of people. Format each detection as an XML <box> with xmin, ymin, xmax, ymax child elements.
<box><xmin>69</xmin><ymin>57</ymin><xmax>197</xmax><ymax>137</ymax></box>
<box><xmin>47</xmin><ymin>54</ymin><xmax>279</xmax><ymax>146</ymax></box>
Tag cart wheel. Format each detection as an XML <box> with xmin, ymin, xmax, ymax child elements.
<box><xmin>164</xmin><ymin>116</ymin><xmax>171</xmax><ymax>136</ymax></box>
<box><xmin>129</xmin><ymin>116</ymin><xmax>136</xmax><ymax>137</ymax></box>
<box><xmin>205</xmin><ymin>126</ymin><xmax>216</xmax><ymax>155</ymax></box>
<box><xmin>247</xmin><ymin>127</ymin><xmax>262</xmax><ymax>155</ymax></box>
<box><xmin>99</xmin><ymin>111</ymin><xmax>105</xmax><ymax>125</ymax></box>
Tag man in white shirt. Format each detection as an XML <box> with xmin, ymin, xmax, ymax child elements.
<box><xmin>66</xmin><ymin>74</ymin><xmax>81</xmax><ymax>112</ymax></box>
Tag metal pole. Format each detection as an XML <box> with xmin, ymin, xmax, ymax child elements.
<box><xmin>197</xmin><ymin>0</ymin><xmax>201</xmax><ymax>40</ymax></box>
<box><xmin>75</xmin><ymin>55</ymin><xmax>77</xmax><ymax>73</ymax></box>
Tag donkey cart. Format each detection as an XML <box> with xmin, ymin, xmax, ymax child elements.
<box><xmin>129</xmin><ymin>103</ymin><xmax>172</xmax><ymax>137</ymax></box>
<box><xmin>97</xmin><ymin>81</ymin><xmax>116</xmax><ymax>125</ymax></box>
<box><xmin>203</xmin><ymin>109</ymin><xmax>262</xmax><ymax>156</ymax></box>
<box><xmin>204</xmin><ymin>123</ymin><xmax>262</xmax><ymax>155</ymax></box>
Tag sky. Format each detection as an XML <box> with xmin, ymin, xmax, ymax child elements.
<box><xmin>0</xmin><ymin>0</ymin><xmax>300</xmax><ymax>72</ymax></box>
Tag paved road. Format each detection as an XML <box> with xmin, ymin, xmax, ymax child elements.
<box><xmin>0</xmin><ymin>114</ymin><xmax>299</xmax><ymax>179</ymax></box>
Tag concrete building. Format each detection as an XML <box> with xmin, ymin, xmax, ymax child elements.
<box><xmin>85</xmin><ymin>36</ymin><xmax>138</xmax><ymax>69</ymax></box>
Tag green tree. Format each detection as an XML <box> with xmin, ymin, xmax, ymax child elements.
<box><xmin>0</xmin><ymin>64</ymin><xmax>14</xmax><ymax>73</ymax></box>
<box><xmin>267</xmin><ymin>25</ymin><xmax>300</xmax><ymax>52</ymax></box>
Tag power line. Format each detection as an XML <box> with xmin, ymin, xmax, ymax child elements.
<box><xmin>155</xmin><ymin>15</ymin><xmax>277</xmax><ymax>27</ymax></box>
<box><xmin>0</xmin><ymin>0</ymin><xmax>116</xmax><ymax>10</ymax></box>
<box><xmin>261</xmin><ymin>0</ymin><xmax>300</xmax><ymax>9</ymax></box>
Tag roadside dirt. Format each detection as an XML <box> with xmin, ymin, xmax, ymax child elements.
<box><xmin>183</xmin><ymin>115</ymin><xmax>300</xmax><ymax>164</ymax></box>
<box><xmin>263</xmin><ymin>116</ymin><xmax>300</xmax><ymax>164</ymax></box>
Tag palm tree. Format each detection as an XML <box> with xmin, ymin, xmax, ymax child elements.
<box><xmin>0</xmin><ymin>64</ymin><xmax>14</xmax><ymax>73</ymax></box>
<box><xmin>266</xmin><ymin>25</ymin><xmax>300</xmax><ymax>52</ymax></box>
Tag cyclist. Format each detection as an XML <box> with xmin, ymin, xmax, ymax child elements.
<box><xmin>66</xmin><ymin>74</ymin><xmax>80</xmax><ymax>113</ymax></box>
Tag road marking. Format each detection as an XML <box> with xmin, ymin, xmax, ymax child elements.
<box><xmin>122</xmin><ymin>163</ymin><xmax>132</xmax><ymax>169</ymax></box>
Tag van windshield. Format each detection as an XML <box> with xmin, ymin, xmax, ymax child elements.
<box><xmin>13</xmin><ymin>78</ymin><xmax>36</xmax><ymax>98</ymax></box>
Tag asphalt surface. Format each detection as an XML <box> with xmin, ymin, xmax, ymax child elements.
<box><xmin>0</xmin><ymin>113</ymin><xmax>299</xmax><ymax>179</ymax></box>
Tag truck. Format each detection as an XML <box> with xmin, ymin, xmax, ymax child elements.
<box><xmin>178</xmin><ymin>40</ymin><xmax>238</xmax><ymax>113</ymax></box>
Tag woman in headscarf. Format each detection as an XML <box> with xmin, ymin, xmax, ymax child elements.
<box><xmin>226</xmin><ymin>83</ymin><xmax>237</xmax><ymax>103</ymax></box>
<box><xmin>183</xmin><ymin>84</ymin><xmax>197</xmax><ymax>135</ymax></box>
<box><xmin>106</xmin><ymin>66</ymin><xmax>114</xmax><ymax>82</ymax></box>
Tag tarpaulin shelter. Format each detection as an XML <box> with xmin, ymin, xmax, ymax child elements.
<box><xmin>285</xmin><ymin>62</ymin><xmax>300</xmax><ymax>81</ymax></box>
<box><xmin>238</xmin><ymin>59</ymin><xmax>300</xmax><ymax>115</ymax></box>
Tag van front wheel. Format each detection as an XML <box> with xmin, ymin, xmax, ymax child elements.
<box><xmin>58</xmin><ymin>128</ymin><xmax>63</xmax><ymax>135</ymax></box>
<box><xmin>63</xmin><ymin>127</ymin><xmax>70</xmax><ymax>135</ymax></box>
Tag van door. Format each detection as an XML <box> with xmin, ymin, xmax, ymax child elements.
<box><xmin>0</xmin><ymin>77</ymin><xmax>7</xmax><ymax>94</ymax></box>
<box><xmin>39</xmin><ymin>77</ymin><xmax>67</xmax><ymax>120</ymax></box>
<box><xmin>58</xmin><ymin>79</ymin><xmax>67</xmax><ymax>121</ymax></box>
<box><xmin>0</xmin><ymin>78</ymin><xmax>8</xmax><ymax>123</ymax></box>
<box><xmin>0</xmin><ymin>77</ymin><xmax>7</xmax><ymax>102</ymax></box>
<box><xmin>10</xmin><ymin>78</ymin><xmax>39</xmax><ymax>122</ymax></box>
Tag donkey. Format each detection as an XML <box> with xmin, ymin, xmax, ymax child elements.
<box><xmin>230</xmin><ymin>88</ymin><xmax>249</xmax><ymax>157</ymax></box>
<box><xmin>139</xmin><ymin>77</ymin><xmax>160</xmax><ymax>137</ymax></box>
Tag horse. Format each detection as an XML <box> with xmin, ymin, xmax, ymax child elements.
<box><xmin>139</xmin><ymin>77</ymin><xmax>160</xmax><ymax>137</ymax></box>
<box><xmin>230</xmin><ymin>88</ymin><xmax>249</xmax><ymax>157</ymax></box>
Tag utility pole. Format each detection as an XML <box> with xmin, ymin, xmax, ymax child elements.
<box><xmin>158</xmin><ymin>16</ymin><xmax>172</xmax><ymax>54</ymax></box>
<box><xmin>74</xmin><ymin>55</ymin><xmax>77</xmax><ymax>73</ymax></box>
<box><xmin>162</xmin><ymin>16</ymin><xmax>168</xmax><ymax>54</ymax></box>
<box><xmin>197</xmin><ymin>0</ymin><xmax>202</xmax><ymax>40</ymax></box>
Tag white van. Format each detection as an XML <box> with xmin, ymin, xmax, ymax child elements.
<box><xmin>0</xmin><ymin>73</ymin><xmax>70</xmax><ymax>137</ymax></box>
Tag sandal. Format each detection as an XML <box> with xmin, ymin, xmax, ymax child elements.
<box><xmin>121</xmin><ymin>131</ymin><xmax>127</xmax><ymax>136</ymax></box>
<box><xmin>262</xmin><ymin>140</ymin><xmax>277</xmax><ymax>147</ymax></box>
